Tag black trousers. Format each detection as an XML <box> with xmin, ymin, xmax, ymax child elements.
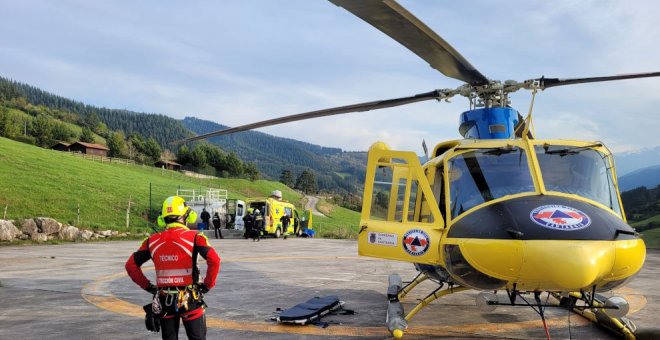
<box><xmin>250</xmin><ymin>227</ymin><xmax>260</xmax><ymax>240</ymax></box>
<box><xmin>160</xmin><ymin>310</ymin><xmax>206</xmax><ymax>340</ymax></box>
<box><xmin>213</xmin><ymin>226</ymin><xmax>223</xmax><ymax>239</ymax></box>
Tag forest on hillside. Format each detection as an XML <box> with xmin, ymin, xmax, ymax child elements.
<box><xmin>0</xmin><ymin>76</ymin><xmax>367</xmax><ymax>203</ymax></box>
<box><xmin>621</xmin><ymin>185</ymin><xmax>660</xmax><ymax>230</ymax></box>
<box><xmin>182</xmin><ymin>117</ymin><xmax>366</xmax><ymax>194</ymax></box>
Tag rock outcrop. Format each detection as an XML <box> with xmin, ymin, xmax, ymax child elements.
<box><xmin>1</xmin><ymin>217</ymin><xmax>139</xmax><ymax>243</ymax></box>
<box><xmin>0</xmin><ymin>220</ymin><xmax>22</xmax><ymax>241</ymax></box>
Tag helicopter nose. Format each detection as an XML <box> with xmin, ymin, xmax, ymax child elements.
<box><xmin>518</xmin><ymin>241</ymin><xmax>614</xmax><ymax>290</ymax></box>
<box><xmin>518</xmin><ymin>239</ymin><xmax>646</xmax><ymax>291</ymax></box>
<box><xmin>451</xmin><ymin>239</ymin><xmax>645</xmax><ymax>291</ymax></box>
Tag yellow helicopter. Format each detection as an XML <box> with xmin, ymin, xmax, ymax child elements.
<box><xmin>180</xmin><ymin>0</ymin><xmax>659</xmax><ymax>338</ymax></box>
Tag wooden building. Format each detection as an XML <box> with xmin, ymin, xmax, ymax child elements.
<box><xmin>68</xmin><ymin>142</ymin><xmax>109</xmax><ymax>157</ymax></box>
<box><xmin>155</xmin><ymin>160</ymin><xmax>182</xmax><ymax>171</ymax></box>
<box><xmin>51</xmin><ymin>141</ymin><xmax>71</xmax><ymax>152</ymax></box>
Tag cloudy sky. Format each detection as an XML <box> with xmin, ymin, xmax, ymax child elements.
<box><xmin>1</xmin><ymin>0</ymin><xmax>659</xmax><ymax>153</ymax></box>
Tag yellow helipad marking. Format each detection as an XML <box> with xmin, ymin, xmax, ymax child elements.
<box><xmin>82</xmin><ymin>256</ymin><xmax>647</xmax><ymax>337</ymax></box>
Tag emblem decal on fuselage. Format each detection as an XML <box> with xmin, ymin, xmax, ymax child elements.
<box><xmin>402</xmin><ymin>229</ymin><xmax>430</xmax><ymax>256</ymax></box>
<box><xmin>530</xmin><ymin>205</ymin><xmax>591</xmax><ymax>231</ymax></box>
<box><xmin>367</xmin><ymin>231</ymin><xmax>397</xmax><ymax>246</ymax></box>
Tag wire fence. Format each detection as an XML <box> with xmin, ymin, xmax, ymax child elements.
<box><xmin>67</xmin><ymin>152</ymin><xmax>136</xmax><ymax>165</ymax></box>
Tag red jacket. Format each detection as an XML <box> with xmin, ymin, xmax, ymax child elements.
<box><xmin>125</xmin><ymin>224</ymin><xmax>221</xmax><ymax>290</ymax></box>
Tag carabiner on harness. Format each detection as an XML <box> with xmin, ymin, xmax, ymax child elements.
<box><xmin>152</xmin><ymin>293</ymin><xmax>162</xmax><ymax>314</ymax></box>
<box><xmin>164</xmin><ymin>290</ymin><xmax>176</xmax><ymax>307</ymax></box>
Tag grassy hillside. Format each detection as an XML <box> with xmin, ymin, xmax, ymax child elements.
<box><xmin>313</xmin><ymin>198</ymin><xmax>362</xmax><ymax>238</ymax></box>
<box><xmin>0</xmin><ymin>137</ymin><xmax>359</xmax><ymax>236</ymax></box>
<box><xmin>640</xmin><ymin>228</ymin><xmax>660</xmax><ymax>249</ymax></box>
<box><xmin>2</xmin><ymin>105</ymin><xmax>106</xmax><ymax>144</ymax></box>
<box><xmin>631</xmin><ymin>215</ymin><xmax>660</xmax><ymax>228</ymax></box>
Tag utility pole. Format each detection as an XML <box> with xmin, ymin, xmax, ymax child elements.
<box><xmin>126</xmin><ymin>195</ymin><xmax>132</xmax><ymax>229</ymax></box>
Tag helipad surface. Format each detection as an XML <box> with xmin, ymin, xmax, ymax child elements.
<box><xmin>0</xmin><ymin>239</ymin><xmax>657</xmax><ymax>339</ymax></box>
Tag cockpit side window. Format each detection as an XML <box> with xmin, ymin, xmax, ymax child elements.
<box><xmin>535</xmin><ymin>145</ymin><xmax>622</xmax><ymax>215</ymax></box>
<box><xmin>448</xmin><ymin>147</ymin><xmax>534</xmax><ymax>218</ymax></box>
<box><xmin>432</xmin><ymin>165</ymin><xmax>447</xmax><ymax>220</ymax></box>
<box><xmin>368</xmin><ymin>160</ymin><xmax>437</xmax><ymax>225</ymax></box>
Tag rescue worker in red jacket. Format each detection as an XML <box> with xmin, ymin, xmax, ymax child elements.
<box><xmin>126</xmin><ymin>196</ymin><xmax>221</xmax><ymax>340</ymax></box>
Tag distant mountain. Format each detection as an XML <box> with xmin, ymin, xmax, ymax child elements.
<box><xmin>614</xmin><ymin>145</ymin><xmax>660</xmax><ymax>176</ymax></box>
<box><xmin>619</xmin><ymin>165</ymin><xmax>660</xmax><ymax>192</ymax></box>
<box><xmin>181</xmin><ymin>117</ymin><xmax>366</xmax><ymax>192</ymax></box>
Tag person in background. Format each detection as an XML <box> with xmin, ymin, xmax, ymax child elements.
<box><xmin>280</xmin><ymin>213</ymin><xmax>291</xmax><ymax>240</ymax></box>
<box><xmin>252</xmin><ymin>209</ymin><xmax>263</xmax><ymax>242</ymax></box>
<box><xmin>212</xmin><ymin>212</ymin><xmax>223</xmax><ymax>239</ymax></box>
<box><xmin>200</xmin><ymin>208</ymin><xmax>211</xmax><ymax>231</ymax></box>
<box><xmin>125</xmin><ymin>196</ymin><xmax>220</xmax><ymax>340</ymax></box>
<box><xmin>243</xmin><ymin>208</ymin><xmax>254</xmax><ymax>239</ymax></box>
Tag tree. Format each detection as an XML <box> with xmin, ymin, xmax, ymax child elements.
<box><xmin>177</xmin><ymin>145</ymin><xmax>192</xmax><ymax>165</ymax></box>
<box><xmin>32</xmin><ymin>114</ymin><xmax>53</xmax><ymax>147</ymax></box>
<box><xmin>107</xmin><ymin>131</ymin><xmax>126</xmax><ymax>157</ymax></box>
<box><xmin>295</xmin><ymin>170</ymin><xmax>318</xmax><ymax>194</ymax></box>
<box><xmin>225</xmin><ymin>152</ymin><xmax>243</xmax><ymax>177</ymax></box>
<box><xmin>84</xmin><ymin>112</ymin><xmax>101</xmax><ymax>131</ymax></box>
<box><xmin>128</xmin><ymin>133</ymin><xmax>145</xmax><ymax>151</ymax></box>
<box><xmin>0</xmin><ymin>81</ymin><xmax>22</xmax><ymax>101</ymax></box>
<box><xmin>191</xmin><ymin>145</ymin><xmax>207</xmax><ymax>167</ymax></box>
<box><xmin>143</xmin><ymin>137</ymin><xmax>162</xmax><ymax>162</ymax></box>
<box><xmin>0</xmin><ymin>107</ymin><xmax>20</xmax><ymax>138</ymax></box>
<box><xmin>80</xmin><ymin>126</ymin><xmax>95</xmax><ymax>143</ymax></box>
<box><xmin>244</xmin><ymin>162</ymin><xmax>259</xmax><ymax>181</ymax></box>
<box><xmin>202</xmin><ymin>145</ymin><xmax>223</xmax><ymax>169</ymax></box>
<box><xmin>375</xmin><ymin>191</ymin><xmax>389</xmax><ymax>209</ymax></box>
<box><xmin>279</xmin><ymin>169</ymin><xmax>294</xmax><ymax>187</ymax></box>
<box><xmin>51</xmin><ymin>121</ymin><xmax>75</xmax><ymax>142</ymax></box>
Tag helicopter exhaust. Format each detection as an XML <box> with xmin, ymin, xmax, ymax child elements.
<box><xmin>386</xmin><ymin>274</ymin><xmax>407</xmax><ymax>339</ymax></box>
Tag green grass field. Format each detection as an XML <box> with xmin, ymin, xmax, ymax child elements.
<box><xmin>631</xmin><ymin>214</ymin><xmax>660</xmax><ymax>228</ymax></box>
<box><xmin>640</xmin><ymin>227</ymin><xmax>660</xmax><ymax>249</ymax></box>
<box><xmin>313</xmin><ymin>199</ymin><xmax>362</xmax><ymax>238</ymax></box>
<box><xmin>0</xmin><ymin>137</ymin><xmax>360</xmax><ymax>236</ymax></box>
<box><xmin>629</xmin><ymin>215</ymin><xmax>660</xmax><ymax>248</ymax></box>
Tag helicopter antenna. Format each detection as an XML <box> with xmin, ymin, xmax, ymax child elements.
<box><xmin>422</xmin><ymin>139</ymin><xmax>429</xmax><ymax>163</ymax></box>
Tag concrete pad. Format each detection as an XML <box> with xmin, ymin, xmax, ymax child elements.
<box><xmin>0</xmin><ymin>239</ymin><xmax>658</xmax><ymax>339</ymax></box>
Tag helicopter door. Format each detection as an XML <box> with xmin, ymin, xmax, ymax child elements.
<box><xmin>359</xmin><ymin>146</ymin><xmax>444</xmax><ymax>265</ymax></box>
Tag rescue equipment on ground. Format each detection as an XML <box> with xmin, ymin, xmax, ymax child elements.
<box><xmin>275</xmin><ymin>295</ymin><xmax>351</xmax><ymax>325</ymax></box>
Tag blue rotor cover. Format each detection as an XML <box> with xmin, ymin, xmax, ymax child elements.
<box><xmin>459</xmin><ymin>107</ymin><xmax>520</xmax><ymax>139</ymax></box>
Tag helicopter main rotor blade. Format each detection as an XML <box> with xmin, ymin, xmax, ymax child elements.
<box><xmin>176</xmin><ymin>90</ymin><xmax>442</xmax><ymax>143</ymax></box>
<box><xmin>329</xmin><ymin>0</ymin><xmax>489</xmax><ymax>86</ymax></box>
<box><xmin>535</xmin><ymin>72</ymin><xmax>660</xmax><ymax>89</ymax></box>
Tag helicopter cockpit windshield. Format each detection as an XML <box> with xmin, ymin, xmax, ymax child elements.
<box><xmin>535</xmin><ymin>144</ymin><xmax>622</xmax><ymax>216</ymax></box>
<box><xmin>446</xmin><ymin>143</ymin><xmax>623</xmax><ymax>220</ymax></box>
<box><xmin>448</xmin><ymin>146</ymin><xmax>534</xmax><ymax>218</ymax></box>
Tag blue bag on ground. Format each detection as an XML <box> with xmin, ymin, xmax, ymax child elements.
<box><xmin>276</xmin><ymin>295</ymin><xmax>343</xmax><ymax>325</ymax></box>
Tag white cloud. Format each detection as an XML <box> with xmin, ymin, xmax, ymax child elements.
<box><xmin>1</xmin><ymin>0</ymin><xmax>659</xmax><ymax>154</ymax></box>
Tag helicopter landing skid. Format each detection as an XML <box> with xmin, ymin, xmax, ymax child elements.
<box><xmin>550</xmin><ymin>291</ymin><xmax>637</xmax><ymax>340</ymax></box>
<box><xmin>385</xmin><ymin>272</ymin><xmax>469</xmax><ymax>339</ymax></box>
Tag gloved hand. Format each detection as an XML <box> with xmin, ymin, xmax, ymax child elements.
<box><xmin>145</xmin><ymin>283</ymin><xmax>157</xmax><ymax>295</ymax></box>
<box><xmin>143</xmin><ymin>303</ymin><xmax>161</xmax><ymax>332</ymax></box>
